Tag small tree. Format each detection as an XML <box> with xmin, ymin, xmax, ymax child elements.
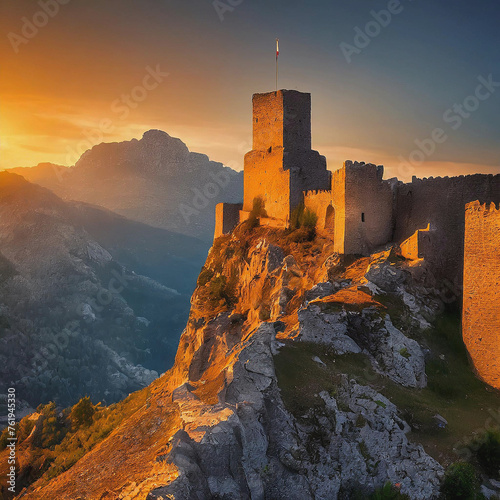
<box><xmin>34</xmin><ymin>401</ymin><xmax>68</xmax><ymax>449</ymax></box>
<box><xmin>70</xmin><ymin>396</ymin><xmax>96</xmax><ymax>429</ymax></box>
<box><xmin>441</xmin><ymin>462</ymin><xmax>481</xmax><ymax>499</ymax></box>
<box><xmin>475</xmin><ymin>429</ymin><xmax>500</xmax><ymax>478</ymax></box>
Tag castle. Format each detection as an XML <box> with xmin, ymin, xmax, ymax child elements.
<box><xmin>214</xmin><ymin>89</ymin><xmax>500</xmax><ymax>389</ymax></box>
<box><xmin>215</xmin><ymin>89</ymin><xmax>500</xmax><ymax>286</ymax></box>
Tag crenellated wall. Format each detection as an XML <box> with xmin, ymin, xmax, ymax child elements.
<box><xmin>216</xmin><ymin>89</ymin><xmax>500</xmax><ymax>305</ymax></box>
<box><xmin>463</xmin><ymin>201</ymin><xmax>500</xmax><ymax>389</ymax></box>
<box><xmin>331</xmin><ymin>161</ymin><xmax>394</xmax><ymax>255</ymax></box>
<box><xmin>394</xmin><ymin>174</ymin><xmax>500</xmax><ymax>284</ymax></box>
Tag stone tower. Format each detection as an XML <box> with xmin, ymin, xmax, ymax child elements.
<box><xmin>242</xmin><ymin>90</ymin><xmax>331</xmax><ymax>221</ymax></box>
<box><xmin>463</xmin><ymin>201</ymin><xmax>500</xmax><ymax>389</ymax></box>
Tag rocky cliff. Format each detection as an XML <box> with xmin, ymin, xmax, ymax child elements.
<box><xmin>6</xmin><ymin>221</ymin><xmax>500</xmax><ymax>499</ymax></box>
<box><xmin>8</xmin><ymin>130</ymin><xmax>244</xmax><ymax>242</ymax></box>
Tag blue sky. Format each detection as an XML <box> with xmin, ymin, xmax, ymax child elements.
<box><xmin>0</xmin><ymin>0</ymin><xmax>498</xmax><ymax>180</ymax></box>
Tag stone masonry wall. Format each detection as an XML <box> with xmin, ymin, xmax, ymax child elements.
<box><xmin>341</xmin><ymin>162</ymin><xmax>394</xmax><ymax>255</ymax></box>
<box><xmin>243</xmin><ymin>90</ymin><xmax>330</xmax><ymax>221</ymax></box>
<box><xmin>332</xmin><ymin>166</ymin><xmax>346</xmax><ymax>254</ymax></box>
<box><xmin>252</xmin><ymin>90</ymin><xmax>311</xmax><ymax>151</ymax></box>
<box><xmin>288</xmin><ymin>151</ymin><xmax>331</xmax><ymax>210</ymax></box>
<box><xmin>463</xmin><ymin>201</ymin><xmax>500</xmax><ymax>389</ymax></box>
<box><xmin>214</xmin><ymin>203</ymin><xmax>242</xmax><ymax>239</ymax></box>
<box><xmin>304</xmin><ymin>189</ymin><xmax>334</xmax><ymax>234</ymax></box>
<box><xmin>243</xmin><ymin>149</ymin><xmax>291</xmax><ymax>220</ymax></box>
<box><xmin>400</xmin><ymin>224</ymin><xmax>432</xmax><ymax>260</ymax></box>
<box><xmin>395</xmin><ymin>174</ymin><xmax>500</xmax><ymax>284</ymax></box>
<box><xmin>282</xmin><ymin>91</ymin><xmax>312</xmax><ymax>151</ymax></box>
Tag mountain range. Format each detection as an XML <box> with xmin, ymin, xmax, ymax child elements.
<box><xmin>0</xmin><ymin>171</ymin><xmax>208</xmax><ymax>410</ymax></box>
<box><xmin>8</xmin><ymin>130</ymin><xmax>244</xmax><ymax>242</ymax></box>
<box><xmin>0</xmin><ymin>130</ymin><xmax>244</xmax><ymax>411</ymax></box>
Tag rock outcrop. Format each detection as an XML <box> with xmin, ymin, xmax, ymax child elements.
<box><xmin>11</xmin><ymin>223</ymin><xmax>458</xmax><ymax>499</ymax></box>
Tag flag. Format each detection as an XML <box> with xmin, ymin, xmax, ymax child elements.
<box><xmin>276</xmin><ymin>39</ymin><xmax>279</xmax><ymax>58</ymax></box>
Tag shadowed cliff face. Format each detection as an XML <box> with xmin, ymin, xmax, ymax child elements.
<box><xmin>14</xmin><ymin>220</ymin><xmax>498</xmax><ymax>499</ymax></box>
<box><xmin>7</xmin><ymin>130</ymin><xmax>244</xmax><ymax>242</ymax></box>
<box><xmin>0</xmin><ymin>172</ymin><xmax>207</xmax><ymax>410</ymax></box>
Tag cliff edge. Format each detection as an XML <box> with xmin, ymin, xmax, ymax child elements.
<box><xmin>6</xmin><ymin>221</ymin><xmax>500</xmax><ymax>499</ymax></box>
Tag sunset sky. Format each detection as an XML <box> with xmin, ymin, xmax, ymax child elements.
<box><xmin>0</xmin><ymin>0</ymin><xmax>499</xmax><ymax>181</ymax></box>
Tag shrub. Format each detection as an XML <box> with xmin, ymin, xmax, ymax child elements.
<box><xmin>441</xmin><ymin>462</ymin><xmax>481</xmax><ymax>499</ymax></box>
<box><xmin>0</xmin><ymin>417</ymin><xmax>36</xmax><ymax>451</ymax></box>
<box><xmin>289</xmin><ymin>203</ymin><xmax>317</xmax><ymax>240</ymax></box>
<box><xmin>207</xmin><ymin>275</ymin><xmax>236</xmax><ymax>307</ymax></box>
<box><xmin>399</xmin><ymin>347</ymin><xmax>410</xmax><ymax>359</ymax></box>
<box><xmin>370</xmin><ymin>482</ymin><xmax>409</xmax><ymax>499</ymax></box>
<box><xmin>302</xmin><ymin>207</ymin><xmax>318</xmax><ymax>231</ymax></box>
<box><xmin>247</xmin><ymin>197</ymin><xmax>266</xmax><ymax>228</ymax></box>
<box><xmin>197</xmin><ymin>267</ymin><xmax>214</xmax><ymax>287</ymax></box>
<box><xmin>208</xmin><ymin>275</ymin><xmax>226</xmax><ymax>301</ymax></box>
<box><xmin>475</xmin><ymin>429</ymin><xmax>500</xmax><ymax>478</ymax></box>
<box><xmin>34</xmin><ymin>402</ymin><xmax>68</xmax><ymax>449</ymax></box>
<box><xmin>290</xmin><ymin>203</ymin><xmax>304</xmax><ymax>230</ymax></box>
<box><xmin>70</xmin><ymin>397</ymin><xmax>96</xmax><ymax>429</ymax></box>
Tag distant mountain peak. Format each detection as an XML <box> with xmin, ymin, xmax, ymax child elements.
<box><xmin>142</xmin><ymin>129</ymin><xmax>172</xmax><ymax>140</ymax></box>
<box><xmin>5</xmin><ymin>130</ymin><xmax>243</xmax><ymax>241</ymax></box>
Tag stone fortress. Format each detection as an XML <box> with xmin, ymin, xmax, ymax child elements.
<box><xmin>215</xmin><ymin>89</ymin><xmax>500</xmax><ymax>387</ymax></box>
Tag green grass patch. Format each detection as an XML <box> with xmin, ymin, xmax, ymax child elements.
<box><xmin>275</xmin><ymin>305</ymin><xmax>500</xmax><ymax>469</ymax></box>
<box><xmin>399</xmin><ymin>347</ymin><xmax>410</xmax><ymax>359</ymax></box>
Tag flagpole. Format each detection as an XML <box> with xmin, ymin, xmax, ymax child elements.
<box><xmin>276</xmin><ymin>38</ymin><xmax>279</xmax><ymax>92</ymax></box>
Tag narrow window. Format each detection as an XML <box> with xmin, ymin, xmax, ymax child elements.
<box><xmin>361</xmin><ymin>213</ymin><xmax>365</xmax><ymax>222</ymax></box>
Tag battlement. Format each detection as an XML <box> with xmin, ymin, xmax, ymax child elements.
<box><xmin>303</xmin><ymin>189</ymin><xmax>331</xmax><ymax>197</ymax></box>
<box><xmin>214</xmin><ymin>88</ymin><xmax>500</xmax><ymax>391</ymax></box>
<box><xmin>466</xmin><ymin>200</ymin><xmax>500</xmax><ymax>212</ymax></box>
<box><xmin>216</xmin><ymin>88</ymin><xmax>500</xmax><ymax>281</ymax></box>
